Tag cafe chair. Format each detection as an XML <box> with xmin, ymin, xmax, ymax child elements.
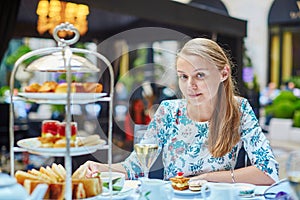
<box><xmin>235</xmin><ymin>143</ymin><xmax>251</xmax><ymax>169</ymax></box>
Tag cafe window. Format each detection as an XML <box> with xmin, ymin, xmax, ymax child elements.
<box><xmin>269</xmin><ymin>26</ymin><xmax>300</xmax><ymax>85</ymax></box>
<box><xmin>268</xmin><ymin>0</ymin><xmax>300</xmax><ymax>86</ymax></box>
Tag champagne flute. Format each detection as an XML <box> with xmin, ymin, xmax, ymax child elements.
<box><xmin>134</xmin><ymin>128</ymin><xmax>159</xmax><ymax>179</ymax></box>
<box><xmin>286</xmin><ymin>150</ymin><xmax>300</xmax><ymax>199</ymax></box>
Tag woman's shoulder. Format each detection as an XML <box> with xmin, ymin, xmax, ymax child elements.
<box><xmin>234</xmin><ymin>96</ymin><xmax>250</xmax><ymax>109</ymax></box>
<box><xmin>235</xmin><ymin>96</ymin><xmax>258</xmax><ymax>121</ymax></box>
<box><xmin>235</xmin><ymin>96</ymin><xmax>248</xmax><ymax>103</ymax></box>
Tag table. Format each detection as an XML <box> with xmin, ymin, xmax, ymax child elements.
<box><xmin>125</xmin><ymin>187</ymin><xmax>268</xmax><ymax>200</ymax></box>
<box><xmin>120</xmin><ymin>179</ymin><xmax>295</xmax><ymax>200</ymax></box>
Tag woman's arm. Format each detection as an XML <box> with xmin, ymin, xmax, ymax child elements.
<box><xmin>190</xmin><ymin>166</ymin><xmax>275</xmax><ymax>185</ymax></box>
<box><xmin>78</xmin><ymin>101</ymin><xmax>171</xmax><ymax>180</ymax></box>
<box><xmin>82</xmin><ymin>161</ymin><xmax>129</xmax><ymax>179</ymax></box>
<box><xmin>190</xmin><ymin>98</ymin><xmax>279</xmax><ymax>186</ymax></box>
<box><xmin>237</xmin><ymin>98</ymin><xmax>279</xmax><ymax>183</ymax></box>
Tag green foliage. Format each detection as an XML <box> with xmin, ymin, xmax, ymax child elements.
<box><xmin>272</xmin><ymin>101</ymin><xmax>295</xmax><ymax>118</ymax></box>
<box><xmin>51</xmin><ymin>105</ymin><xmax>65</xmax><ymax>113</ymax></box>
<box><xmin>294</xmin><ymin>100</ymin><xmax>300</xmax><ymax>111</ymax></box>
<box><xmin>56</xmin><ymin>73</ymin><xmax>77</xmax><ymax>82</ymax></box>
<box><xmin>265</xmin><ymin>91</ymin><xmax>300</xmax><ymax>123</ymax></box>
<box><xmin>293</xmin><ymin>110</ymin><xmax>300</xmax><ymax>128</ymax></box>
<box><xmin>73</xmin><ymin>42</ymin><xmax>86</xmax><ymax>57</ymax></box>
<box><xmin>272</xmin><ymin>90</ymin><xmax>298</xmax><ymax>104</ymax></box>
<box><xmin>288</xmin><ymin>76</ymin><xmax>300</xmax><ymax>88</ymax></box>
<box><xmin>0</xmin><ymin>86</ymin><xmax>10</xmax><ymax>97</ymax></box>
<box><xmin>5</xmin><ymin>45</ymin><xmax>39</xmax><ymax>66</ymax></box>
<box><xmin>133</xmin><ymin>48</ymin><xmax>148</xmax><ymax>67</ymax></box>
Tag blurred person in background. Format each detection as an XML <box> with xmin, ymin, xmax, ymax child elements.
<box><xmin>259</xmin><ymin>82</ymin><xmax>280</xmax><ymax>107</ymax></box>
<box><xmin>124</xmin><ymin>98</ymin><xmax>151</xmax><ymax>142</ymax></box>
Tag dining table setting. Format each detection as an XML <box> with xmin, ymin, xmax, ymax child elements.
<box><xmin>93</xmin><ymin>178</ymin><xmax>296</xmax><ymax>200</ymax></box>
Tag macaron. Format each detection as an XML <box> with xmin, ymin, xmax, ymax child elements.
<box><xmin>188</xmin><ymin>180</ymin><xmax>208</xmax><ymax>192</ymax></box>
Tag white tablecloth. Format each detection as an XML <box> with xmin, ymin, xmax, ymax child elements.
<box><xmin>120</xmin><ymin>179</ymin><xmax>295</xmax><ymax>200</ymax></box>
<box><xmin>125</xmin><ymin>186</ymin><xmax>268</xmax><ymax>200</ymax></box>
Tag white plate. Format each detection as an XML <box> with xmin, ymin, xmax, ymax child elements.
<box><xmin>85</xmin><ymin>187</ymin><xmax>134</xmax><ymax>200</ymax></box>
<box><xmin>17</xmin><ymin>137</ymin><xmax>107</xmax><ymax>156</ymax></box>
<box><xmin>124</xmin><ymin>180</ymin><xmax>140</xmax><ymax>189</ymax></box>
<box><xmin>233</xmin><ymin>183</ymin><xmax>256</xmax><ymax>197</ymax></box>
<box><xmin>174</xmin><ymin>188</ymin><xmax>204</xmax><ymax>196</ymax></box>
<box><xmin>17</xmin><ymin>93</ymin><xmax>107</xmax><ymax>104</ymax></box>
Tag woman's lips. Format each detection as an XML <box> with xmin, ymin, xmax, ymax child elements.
<box><xmin>187</xmin><ymin>93</ymin><xmax>202</xmax><ymax>98</ymax></box>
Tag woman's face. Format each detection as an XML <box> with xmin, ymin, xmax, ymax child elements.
<box><xmin>176</xmin><ymin>55</ymin><xmax>225</xmax><ymax>106</ymax></box>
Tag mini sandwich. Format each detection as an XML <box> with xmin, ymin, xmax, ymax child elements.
<box><xmin>28</xmin><ymin>168</ymin><xmax>55</xmax><ymax>183</ymax></box>
<box><xmin>15</xmin><ymin>170</ymin><xmax>46</xmax><ymax>185</ymax></box>
<box><xmin>76</xmin><ymin>134</ymin><xmax>102</xmax><ymax>147</ymax></box>
<box><xmin>15</xmin><ymin>163</ymin><xmax>102</xmax><ymax>199</ymax></box>
<box><xmin>72</xmin><ymin>164</ymin><xmax>88</xmax><ymax>179</ymax></box>
<box><xmin>188</xmin><ymin>179</ymin><xmax>208</xmax><ymax>192</ymax></box>
<box><xmin>72</xmin><ymin>178</ymin><xmax>102</xmax><ymax>197</ymax></box>
<box><xmin>51</xmin><ymin>163</ymin><xmax>66</xmax><ymax>182</ymax></box>
<box><xmin>169</xmin><ymin>172</ymin><xmax>190</xmax><ymax>191</ymax></box>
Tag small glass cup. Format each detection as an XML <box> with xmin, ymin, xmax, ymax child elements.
<box><xmin>57</xmin><ymin>122</ymin><xmax>77</xmax><ymax>141</ymax></box>
<box><xmin>41</xmin><ymin>120</ymin><xmax>59</xmax><ymax>137</ymax></box>
<box><xmin>286</xmin><ymin>150</ymin><xmax>300</xmax><ymax>199</ymax></box>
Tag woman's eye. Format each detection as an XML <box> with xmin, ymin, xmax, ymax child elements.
<box><xmin>196</xmin><ymin>73</ymin><xmax>205</xmax><ymax>79</ymax></box>
<box><xmin>178</xmin><ymin>74</ymin><xmax>188</xmax><ymax>80</ymax></box>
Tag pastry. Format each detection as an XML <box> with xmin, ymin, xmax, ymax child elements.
<box><xmin>57</xmin><ymin>122</ymin><xmax>77</xmax><ymax>141</ymax></box>
<box><xmin>72</xmin><ymin>82</ymin><xmax>85</xmax><ymax>92</ymax></box>
<box><xmin>169</xmin><ymin>172</ymin><xmax>190</xmax><ymax>191</ymax></box>
<box><xmin>24</xmin><ymin>81</ymin><xmax>103</xmax><ymax>93</ymax></box>
<box><xmin>55</xmin><ymin>82</ymin><xmax>86</xmax><ymax>93</ymax></box>
<box><xmin>41</xmin><ymin>120</ymin><xmax>59</xmax><ymax>137</ymax></box>
<box><xmin>83</xmin><ymin>82</ymin><xmax>103</xmax><ymax>93</ymax></box>
<box><xmin>54</xmin><ymin>82</ymin><xmax>76</xmax><ymax>93</ymax></box>
<box><xmin>39</xmin><ymin>120</ymin><xmax>77</xmax><ymax>148</ymax></box>
<box><xmin>188</xmin><ymin>179</ymin><xmax>208</xmax><ymax>192</ymax></box>
<box><xmin>38</xmin><ymin>81</ymin><xmax>58</xmax><ymax>92</ymax></box>
<box><xmin>52</xmin><ymin>138</ymin><xmax>75</xmax><ymax>148</ymax></box>
<box><xmin>24</xmin><ymin>83</ymin><xmax>41</xmax><ymax>92</ymax></box>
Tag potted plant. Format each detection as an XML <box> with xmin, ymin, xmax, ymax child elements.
<box><xmin>265</xmin><ymin>90</ymin><xmax>300</xmax><ymax>141</ymax></box>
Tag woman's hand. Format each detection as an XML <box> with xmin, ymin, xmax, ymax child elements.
<box><xmin>77</xmin><ymin>161</ymin><xmax>128</xmax><ymax>179</ymax></box>
<box><xmin>188</xmin><ymin>166</ymin><xmax>275</xmax><ymax>185</ymax></box>
<box><xmin>84</xmin><ymin>161</ymin><xmax>108</xmax><ymax>178</ymax></box>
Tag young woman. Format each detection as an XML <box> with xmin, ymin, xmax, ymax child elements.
<box><xmin>77</xmin><ymin>38</ymin><xmax>279</xmax><ymax>185</ymax></box>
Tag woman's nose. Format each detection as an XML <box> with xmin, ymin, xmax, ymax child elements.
<box><xmin>187</xmin><ymin>78</ymin><xmax>197</xmax><ymax>89</ymax></box>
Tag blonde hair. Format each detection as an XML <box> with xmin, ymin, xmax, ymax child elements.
<box><xmin>178</xmin><ymin>38</ymin><xmax>240</xmax><ymax>157</ymax></box>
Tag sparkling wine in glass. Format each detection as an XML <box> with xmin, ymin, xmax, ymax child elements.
<box><xmin>134</xmin><ymin>143</ymin><xmax>159</xmax><ymax>178</ymax></box>
<box><xmin>286</xmin><ymin>150</ymin><xmax>300</xmax><ymax>199</ymax></box>
<box><xmin>133</xmin><ymin>129</ymin><xmax>159</xmax><ymax>179</ymax></box>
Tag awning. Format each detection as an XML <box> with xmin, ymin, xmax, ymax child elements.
<box><xmin>14</xmin><ymin>0</ymin><xmax>247</xmax><ymax>41</ymax></box>
<box><xmin>269</xmin><ymin>0</ymin><xmax>300</xmax><ymax>25</ymax></box>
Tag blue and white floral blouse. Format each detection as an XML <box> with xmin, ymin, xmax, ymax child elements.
<box><xmin>122</xmin><ymin>98</ymin><xmax>279</xmax><ymax>182</ymax></box>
